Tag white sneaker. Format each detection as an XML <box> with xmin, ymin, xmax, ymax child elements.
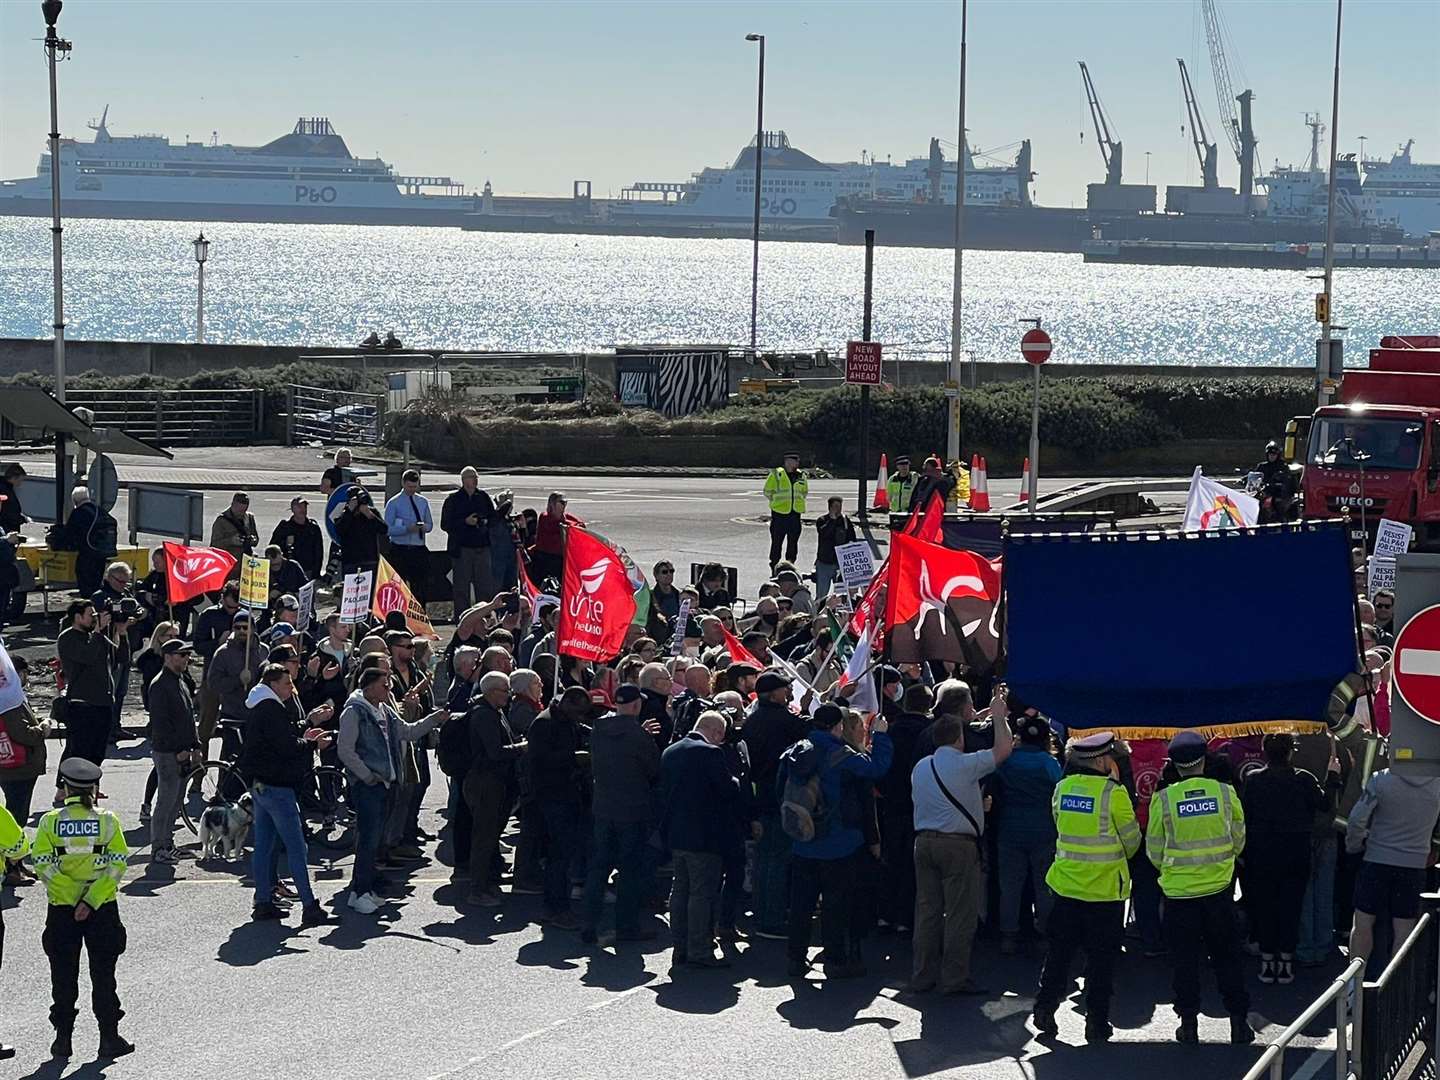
<box><xmin>347</xmin><ymin>892</ymin><xmax>379</xmax><ymax>915</ymax></box>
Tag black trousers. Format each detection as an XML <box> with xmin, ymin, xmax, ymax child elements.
<box><xmin>788</xmin><ymin>852</ymin><xmax>861</xmax><ymax>963</ymax></box>
<box><xmin>1035</xmin><ymin>896</ymin><xmax>1124</xmax><ymax>1028</ymax></box>
<box><xmin>1164</xmin><ymin>890</ymin><xmax>1251</xmax><ymax>1019</ymax></box>
<box><xmin>60</xmin><ymin>702</ymin><xmax>113</xmax><ymax>772</ymax></box>
<box><xmin>880</xmin><ymin>809</ymin><xmax>916</xmax><ymax>927</ymax></box>
<box><xmin>43</xmin><ymin>902</ymin><xmax>126</xmax><ymax>1032</ymax></box>
<box><xmin>768</xmin><ymin>512</ymin><xmax>802</xmax><ymax>570</ymax></box>
<box><xmin>1246</xmin><ymin>834</ymin><xmax>1312</xmax><ymax>956</ymax></box>
<box><xmin>388</xmin><ymin>545</ymin><xmax>430</xmax><ymax>606</ymax></box>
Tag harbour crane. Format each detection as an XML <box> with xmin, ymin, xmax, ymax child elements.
<box><xmin>1078</xmin><ymin>61</ymin><xmax>1122</xmax><ymax>186</ymax></box>
<box><xmin>1178</xmin><ymin>59</ymin><xmax>1219</xmax><ymax>189</ymax></box>
<box><xmin>1200</xmin><ymin>0</ymin><xmax>1258</xmax><ymax>195</ymax></box>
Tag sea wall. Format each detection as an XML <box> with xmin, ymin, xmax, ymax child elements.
<box><xmin>0</xmin><ymin>336</ymin><xmax>1306</xmax><ymax>386</ymax></box>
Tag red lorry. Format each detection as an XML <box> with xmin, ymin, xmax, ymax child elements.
<box><xmin>1298</xmin><ymin>337</ymin><xmax>1440</xmax><ymax>547</ymax></box>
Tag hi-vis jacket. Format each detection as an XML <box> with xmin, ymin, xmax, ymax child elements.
<box><xmin>1046</xmin><ymin>772</ymin><xmax>1142</xmax><ymax>902</ymax></box>
<box><xmin>32</xmin><ymin>798</ymin><xmax>129</xmax><ymax>908</ymax></box>
<box><xmin>763</xmin><ymin>468</ymin><xmax>808</xmax><ymax>515</ymax></box>
<box><xmin>1146</xmin><ymin>776</ymin><xmax>1245</xmax><ymax>899</ymax></box>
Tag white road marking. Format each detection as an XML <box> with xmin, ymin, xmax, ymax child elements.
<box><xmin>1398</xmin><ymin>647</ymin><xmax>1440</xmax><ymax>677</ymax></box>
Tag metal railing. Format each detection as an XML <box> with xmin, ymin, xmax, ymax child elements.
<box><xmin>1360</xmin><ymin>905</ymin><xmax>1438</xmax><ymax>1080</ymax></box>
<box><xmin>285</xmin><ymin>385</ymin><xmax>385</xmax><ymax>447</ymax></box>
<box><xmin>1244</xmin><ymin>957</ymin><xmax>1364</xmax><ymax>1080</ymax></box>
<box><xmin>60</xmin><ymin>388</ymin><xmax>264</xmax><ymax>446</ymax></box>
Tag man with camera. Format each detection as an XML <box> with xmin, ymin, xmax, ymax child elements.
<box><xmin>333</xmin><ymin>485</ymin><xmax>387</xmax><ymax>584</ymax></box>
<box><xmin>441</xmin><ymin>466</ymin><xmax>496</xmax><ymax>615</ymax></box>
<box><xmin>92</xmin><ymin>562</ymin><xmax>147</xmax><ymax>741</ymax></box>
<box><xmin>56</xmin><ymin>599</ymin><xmax>127</xmax><ymax>772</ymax></box>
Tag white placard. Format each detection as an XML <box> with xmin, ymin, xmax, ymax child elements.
<box><xmin>296</xmin><ymin>580</ymin><xmax>316</xmax><ymax>632</ymax></box>
<box><xmin>340</xmin><ymin>571</ymin><xmax>373</xmax><ymax>624</ymax></box>
<box><xmin>1368</xmin><ymin>556</ymin><xmax>1396</xmax><ymax>597</ymax></box>
<box><xmin>836</xmin><ymin>541</ymin><xmax>877</xmax><ymax>593</ymax></box>
<box><xmin>1374</xmin><ymin>519</ymin><xmax>1413</xmax><ymax>559</ymax></box>
<box><xmin>670</xmin><ymin>597</ymin><xmax>692</xmax><ymax>656</ymax></box>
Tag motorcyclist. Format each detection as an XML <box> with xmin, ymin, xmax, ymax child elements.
<box><xmin>1254</xmin><ymin>441</ymin><xmax>1296</xmax><ymax>522</ymax></box>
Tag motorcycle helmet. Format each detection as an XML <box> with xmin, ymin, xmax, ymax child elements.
<box><xmin>1265</xmin><ymin>440</ymin><xmax>1281</xmax><ymax>455</ymax></box>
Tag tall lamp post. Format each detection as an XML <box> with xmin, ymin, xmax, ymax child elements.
<box><xmin>946</xmin><ymin>0</ymin><xmax>968</xmax><ymax>463</ymax></box>
<box><xmin>745</xmin><ymin>32</ymin><xmax>765</xmax><ymax>361</ymax></box>
<box><xmin>1316</xmin><ymin>0</ymin><xmax>1344</xmax><ymax>407</ymax></box>
<box><xmin>193</xmin><ymin>232</ymin><xmax>210</xmax><ymax>343</ymax></box>
<box><xmin>43</xmin><ymin>0</ymin><xmax>71</xmax><ymax>525</ymax></box>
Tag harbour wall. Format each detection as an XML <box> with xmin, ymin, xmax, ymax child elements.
<box><xmin>0</xmin><ymin>336</ymin><xmax>1306</xmax><ymax>387</ymax></box>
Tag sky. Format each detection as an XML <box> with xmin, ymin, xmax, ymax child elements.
<box><xmin>1</xmin><ymin>0</ymin><xmax>1436</xmax><ymax>208</ymax></box>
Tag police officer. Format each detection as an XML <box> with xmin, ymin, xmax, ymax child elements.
<box><xmin>1031</xmin><ymin>732</ymin><xmax>1140</xmax><ymax>1044</ymax></box>
<box><xmin>1146</xmin><ymin>731</ymin><xmax>1252</xmax><ymax>1046</ymax></box>
<box><xmin>0</xmin><ymin>801</ymin><xmax>27</xmax><ymax>1060</ymax></box>
<box><xmin>762</xmin><ymin>451</ymin><xmax>808</xmax><ymax>571</ymax></box>
<box><xmin>32</xmin><ymin>758</ymin><xmax>133</xmax><ymax>1060</ymax></box>
<box><xmin>886</xmin><ymin>456</ymin><xmax>917</xmax><ymax>514</ymax></box>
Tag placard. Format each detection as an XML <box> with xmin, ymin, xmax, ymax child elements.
<box><xmin>340</xmin><ymin>571</ymin><xmax>373</xmax><ymax>624</ymax></box>
<box><xmin>239</xmin><ymin>555</ymin><xmax>270</xmax><ymax>610</ymax></box>
<box><xmin>836</xmin><ymin>540</ymin><xmax>877</xmax><ymax>593</ymax></box>
<box><xmin>1374</xmin><ymin>519</ymin><xmax>1414</xmax><ymax>559</ymax></box>
<box><xmin>670</xmin><ymin>597</ymin><xmax>692</xmax><ymax>656</ymax></box>
<box><xmin>1368</xmin><ymin>556</ymin><xmax>1396</xmax><ymax>597</ymax></box>
<box><xmin>296</xmin><ymin>580</ymin><xmax>316</xmax><ymax>632</ymax></box>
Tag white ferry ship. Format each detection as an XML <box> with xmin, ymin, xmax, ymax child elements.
<box><xmin>1361</xmin><ymin>141</ymin><xmax>1440</xmax><ymax>239</ymax></box>
<box><xmin>606</xmin><ymin>131</ymin><xmax>1029</xmax><ymax>229</ymax></box>
<box><xmin>0</xmin><ymin>112</ymin><xmax>477</xmax><ymax>226</ymax></box>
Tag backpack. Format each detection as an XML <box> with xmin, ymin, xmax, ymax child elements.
<box><xmin>780</xmin><ymin>742</ymin><xmax>851</xmax><ymax>842</ymax></box>
<box><xmin>437</xmin><ymin>708</ymin><xmax>474</xmax><ymax>778</ymax></box>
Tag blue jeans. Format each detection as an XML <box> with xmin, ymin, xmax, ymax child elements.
<box><xmin>1297</xmin><ymin>833</ymin><xmax>1338</xmax><ymax>963</ymax></box>
<box><xmin>754</xmin><ymin>809</ymin><xmax>791</xmax><ymax>934</ymax></box>
<box><xmin>997</xmin><ymin>838</ymin><xmax>1055</xmax><ymax>936</ymax></box>
<box><xmin>349</xmin><ymin>780</ymin><xmax>387</xmax><ymax>899</ymax></box>
<box><xmin>251</xmin><ymin>783</ymin><xmax>316</xmax><ymax>907</ymax></box>
<box><xmin>583</xmin><ymin>817</ymin><xmax>649</xmax><ymax>934</ymax></box>
<box><xmin>814</xmin><ymin>562</ymin><xmax>839</xmax><ymax>600</ymax></box>
<box><xmin>538</xmin><ymin>800</ymin><xmax>579</xmax><ymax>916</ymax></box>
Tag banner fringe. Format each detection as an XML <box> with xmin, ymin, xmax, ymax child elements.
<box><xmin>1066</xmin><ymin>721</ymin><xmax>1328</xmax><ymax>742</ymax></box>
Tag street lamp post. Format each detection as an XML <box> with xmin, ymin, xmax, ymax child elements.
<box><xmin>1317</xmin><ymin>0</ymin><xmax>1344</xmax><ymax>407</ymax></box>
<box><xmin>193</xmin><ymin>232</ymin><xmax>210</xmax><ymax>343</ymax></box>
<box><xmin>745</xmin><ymin>33</ymin><xmax>764</xmax><ymax>361</ymax></box>
<box><xmin>43</xmin><ymin>0</ymin><xmax>71</xmax><ymax>525</ymax></box>
<box><xmin>946</xmin><ymin>0</ymin><xmax>968</xmax><ymax>462</ymax></box>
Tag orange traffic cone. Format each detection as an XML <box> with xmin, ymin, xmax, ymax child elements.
<box><xmin>1017</xmin><ymin>457</ymin><xmax>1031</xmax><ymax>502</ymax></box>
<box><xmin>873</xmin><ymin>454</ymin><xmax>889</xmax><ymax>511</ymax></box>
<box><xmin>969</xmin><ymin>455</ymin><xmax>991</xmax><ymax>512</ymax></box>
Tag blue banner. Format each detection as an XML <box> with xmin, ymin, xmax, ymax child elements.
<box><xmin>1004</xmin><ymin>522</ymin><xmax>1357</xmax><ymax>736</ymax></box>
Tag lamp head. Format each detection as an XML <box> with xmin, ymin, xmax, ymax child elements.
<box><xmin>745</xmin><ymin>33</ymin><xmax>762</xmax><ymax>42</ymax></box>
<box><xmin>42</xmin><ymin>0</ymin><xmax>62</xmax><ymax>28</ymax></box>
<box><xmin>193</xmin><ymin>232</ymin><xmax>209</xmax><ymax>264</ymax></box>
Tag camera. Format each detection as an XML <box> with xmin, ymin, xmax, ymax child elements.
<box><xmin>110</xmin><ymin>597</ymin><xmax>140</xmax><ymax>621</ymax></box>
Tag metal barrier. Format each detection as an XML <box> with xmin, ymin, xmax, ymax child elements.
<box><xmin>1244</xmin><ymin>958</ymin><xmax>1364</xmax><ymax>1080</ymax></box>
<box><xmin>62</xmin><ymin>388</ymin><xmax>264</xmax><ymax>446</ymax></box>
<box><xmin>1360</xmin><ymin>902</ymin><xmax>1438</xmax><ymax>1080</ymax></box>
<box><xmin>285</xmin><ymin>385</ymin><xmax>385</xmax><ymax>447</ymax></box>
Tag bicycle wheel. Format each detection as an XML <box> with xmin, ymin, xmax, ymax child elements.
<box><xmin>180</xmin><ymin>760</ymin><xmax>248</xmax><ymax>835</ymax></box>
<box><xmin>303</xmin><ymin>765</ymin><xmax>353</xmax><ymax>851</ymax></box>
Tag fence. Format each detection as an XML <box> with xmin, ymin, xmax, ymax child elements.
<box><xmin>1360</xmin><ymin>902</ymin><xmax>1438</xmax><ymax>1080</ymax></box>
<box><xmin>58</xmin><ymin>388</ymin><xmax>264</xmax><ymax>446</ymax></box>
<box><xmin>1244</xmin><ymin>958</ymin><xmax>1364</xmax><ymax>1080</ymax></box>
<box><xmin>285</xmin><ymin>385</ymin><xmax>386</xmax><ymax>447</ymax></box>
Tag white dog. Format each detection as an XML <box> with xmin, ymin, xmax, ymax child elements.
<box><xmin>197</xmin><ymin>794</ymin><xmax>253</xmax><ymax>861</ymax></box>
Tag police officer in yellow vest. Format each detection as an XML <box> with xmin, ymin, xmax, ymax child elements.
<box><xmin>763</xmin><ymin>451</ymin><xmax>808</xmax><ymax>571</ymax></box>
<box><xmin>1146</xmin><ymin>731</ymin><xmax>1252</xmax><ymax>1047</ymax></box>
<box><xmin>32</xmin><ymin>757</ymin><xmax>133</xmax><ymax>1061</ymax></box>
<box><xmin>0</xmin><ymin>801</ymin><xmax>27</xmax><ymax>1060</ymax></box>
<box><xmin>886</xmin><ymin>456</ymin><xmax>917</xmax><ymax>514</ymax></box>
<box><xmin>1031</xmin><ymin>732</ymin><xmax>1140</xmax><ymax>1044</ymax></box>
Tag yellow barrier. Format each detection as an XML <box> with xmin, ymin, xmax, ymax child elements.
<box><xmin>17</xmin><ymin>544</ymin><xmax>151</xmax><ymax>588</ymax></box>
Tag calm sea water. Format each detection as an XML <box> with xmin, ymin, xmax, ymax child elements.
<box><xmin>0</xmin><ymin>216</ymin><xmax>1428</xmax><ymax>366</ymax></box>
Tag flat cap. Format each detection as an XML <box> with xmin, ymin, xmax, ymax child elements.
<box><xmin>1067</xmin><ymin>731</ymin><xmax>1116</xmax><ymax>760</ymax></box>
<box><xmin>812</xmin><ymin>703</ymin><xmax>844</xmax><ymax>730</ymax></box>
<box><xmin>159</xmin><ymin>639</ymin><xmax>193</xmax><ymax>656</ymax></box>
<box><xmin>728</xmin><ymin>661</ymin><xmax>760</xmax><ymax>678</ymax></box>
<box><xmin>58</xmin><ymin>757</ymin><xmax>102</xmax><ymax>787</ymax></box>
<box><xmin>755</xmin><ymin>671</ymin><xmax>788</xmax><ymax>694</ymax></box>
<box><xmin>1167</xmin><ymin>731</ymin><xmax>1208</xmax><ymax>766</ymax></box>
<box><xmin>614</xmin><ymin>684</ymin><xmax>643</xmax><ymax>705</ymax></box>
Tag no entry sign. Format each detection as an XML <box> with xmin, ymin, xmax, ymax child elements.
<box><xmin>1020</xmin><ymin>328</ymin><xmax>1053</xmax><ymax>365</ymax></box>
<box><xmin>1392</xmin><ymin>603</ymin><xmax>1440</xmax><ymax>725</ymax></box>
<box><xmin>845</xmin><ymin>341</ymin><xmax>883</xmax><ymax>385</ymax></box>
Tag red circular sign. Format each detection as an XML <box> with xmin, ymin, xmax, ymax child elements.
<box><xmin>1391</xmin><ymin>603</ymin><xmax>1440</xmax><ymax>725</ymax></box>
<box><xmin>374</xmin><ymin>581</ymin><xmax>406</xmax><ymax>616</ymax></box>
<box><xmin>1021</xmin><ymin>328</ymin><xmax>1053</xmax><ymax>366</ymax></box>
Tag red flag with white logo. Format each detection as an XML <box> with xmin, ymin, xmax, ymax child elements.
<box><xmin>558</xmin><ymin>526</ymin><xmax>637</xmax><ymax>661</ymax></box>
<box><xmin>163</xmin><ymin>541</ymin><xmax>237</xmax><ymax>603</ymax></box>
<box><xmin>885</xmin><ymin>530</ymin><xmax>1001</xmax><ymax>667</ymax></box>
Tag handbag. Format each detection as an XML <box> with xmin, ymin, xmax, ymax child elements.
<box><xmin>0</xmin><ymin>712</ymin><xmax>27</xmax><ymax>770</ymax></box>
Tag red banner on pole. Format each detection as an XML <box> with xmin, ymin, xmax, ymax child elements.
<box><xmin>558</xmin><ymin>526</ymin><xmax>637</xmax><ymax>661</ymax></box>
<box><xmin>162</xmin><ymin>541</ymin><xmax>237</xmax><ymax>604</ymax></box>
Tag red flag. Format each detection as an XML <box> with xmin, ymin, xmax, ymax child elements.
<box><xmin>898</xmin><ymin>490</ymin><xmax>945</xmax><ymax>543</ymax></box>
<box><xmin>847</xmin><ymin>558</ymin><xmax>889</xmax><ymax>649</ymax></box>
<box><xmin>163</xmin><ymin>541</ymin><xmax>237</xmax><ymax>604</ymax></box>
<box><xmin>721</xmin><ymin>623</ymin><xmax>763</xmax><ymax>669</ymax></box>
<box><xmin>885</xmin><ymin>530</ymin><xmax>1001</xmax><ymax>667</ymax></box>
<box><xmin>557</xmin><ymin>526</ymin><xmax>636</xmax><ymax>661</ymax></box>
<box><xmin>517</xmin><ymin>556</ymin><xmax>541</xmax><ymax>612</ymax></box>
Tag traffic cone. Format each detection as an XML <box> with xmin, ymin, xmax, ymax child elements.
<box><xmin>1018</xmin><ymin>457</ymin><xmax>1031</xmax><ymax>502</ymax></box>
<box><xmin>977</xmin><ymin>456</ymin><xmax>991</xmax><ymax>511</ymax></box>
<box><xmin>872</xmin><ymin>453</ymin><xmax>890</xmax><ymax>511</ymax></box>
<box><xmin>969</xmin><ymin>455</ymin><xmax>991</xmax><ymax>512</ymax></box>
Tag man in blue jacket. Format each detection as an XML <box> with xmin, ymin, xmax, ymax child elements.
<box><xmin>779</xmin><ymin>703</ymin><xmax>892</xmax><ymax>979</ymax></box>
<box><xmin>660</xmin><ymin>710</ymin><xmax>742</xmax><ymax>971</ymax></box>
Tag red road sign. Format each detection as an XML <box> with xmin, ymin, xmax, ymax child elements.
<box><xmin>845</xmin><ymin>340</ymin><xmax>883</xmax><ymax>385</ymax></box>
<box><xmin>1392</xmin><ymin>603</ymin><xmax>1440</xmax><ymax>725</ymax></box>
<box><xmin>1021</xmin><ymin>328</ymin><xmax>1053</xmax><ymax>365</ymax></box>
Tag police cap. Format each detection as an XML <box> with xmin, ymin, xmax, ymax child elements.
<box><xmin>58</xmin><ymin>757</ymin><xmax>102</xmax><ymax>788</ymax></box>
<box><xmin>1167</xmin><ymin>731</ymin><xmax>1208</xmax><ymax>766</ymax></box>
<box><xmin>894</xmin><ymin>456</ymin><xmax>910</xmax><ymax>467</ymax></box>
<box><xmin>1067</xmin><ymin>731</ymin><xmax>1115</xmax><ymax>761</ymax></box>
